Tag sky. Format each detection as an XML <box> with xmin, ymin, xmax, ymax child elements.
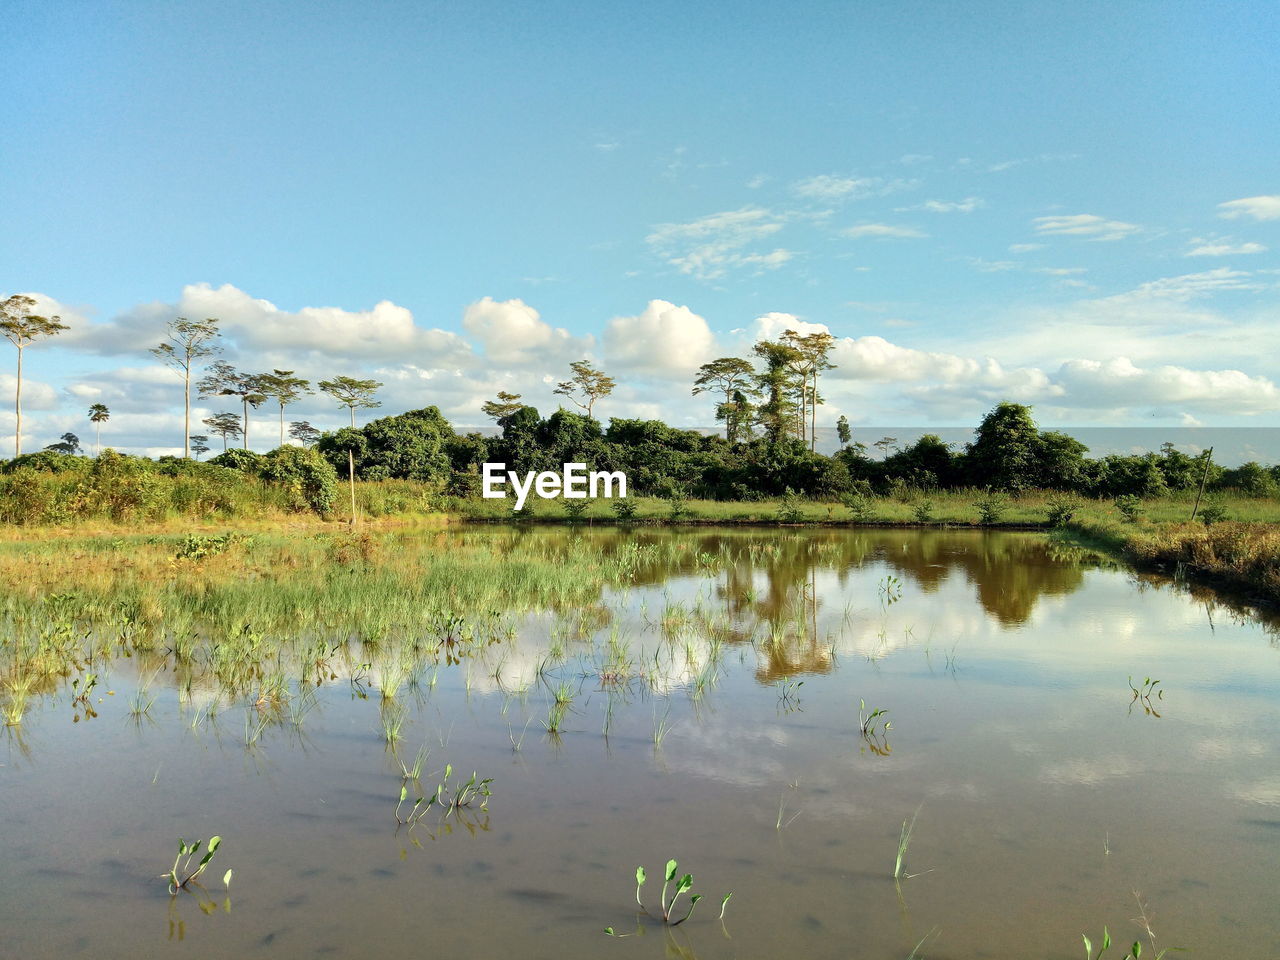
<box><xmin>2</xmin><ymin>0</ymin><xmax>1278</xmax><ymax>456</ymax></box>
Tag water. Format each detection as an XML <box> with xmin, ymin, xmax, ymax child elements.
<box><xmin>2</xmin><ymin>528</ymin><xmax>1277</xmax><ymax>959</ymax></box>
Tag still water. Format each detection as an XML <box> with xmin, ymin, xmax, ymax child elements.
<box><xmin>2</xmin><ymin>528</ymin><xmax>1277</xmax><ymax>959</ymax></box>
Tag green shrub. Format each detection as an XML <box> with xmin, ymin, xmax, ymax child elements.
<box><xmin>912</xmin><ymin>498</ymin><xmax>936</xmax><ymax>523</ymax></box>
<box><xmin>1198</xmin><ymin>500</ymin><xmax>1229</xmax><ymax>525</ymax></box>
<box><xmin>1045</xmin><ymin>494</ymin><xmax>1081</xmax><ymax>526</ymax></box>
<box><xmin>841</xmin><ymin>492</ymin><xmax>875</xmax><ymax>523</ymax></box>
<box><xmin>209</xmin><ymin>449</ymin><xmax>264</xmax><ymax>472</ymax></box>
<box><xmin>776</xmin><ymin>489</ymin><xmax>805</xmax><ymax>523</ymax></box>
<box><xmin>258</xmin><ymin>446</ymin><xmax>338</xmax><ymax>515</ymax></box>
<box><xmin>974</xmin><ymin>491</ymin><xmax>1009</xmax><ymax>525</ymax></box>
<box><xmin>611</xmin><ymin>498</ymin><xmax>638</xmax><ymax>520</ymax></box>
<box><xmin>1115</xmin><ymin>494</ymin><xmax>1144</xmax><ymax>523</ymax></box>
<box><xmin>561</xmin><ymin>498</ymin><xmax>589</xmax><ymax>521</ymax></box>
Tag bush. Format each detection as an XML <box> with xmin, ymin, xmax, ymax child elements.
<box><xmin>1198</xmin><ymin>500</ymin><xmax>1229</xmax><ymax>526</ymax></box>
<box><xmin>912</xmin><ymin>498</ymin><xmax>936</xmax><ymax>523</ymax></box>
<box><xmin>1115</xmin><ymin>494</ymin><xmax>1144</xmax><ymax>523</ymax></box>
<box><xmin>1046</xmin><ymin>494</ymin><xmax>1081</xmax><ymax>526</ymax></box>
<box><xmin>2</xmin><ymin>450</ymin><xmax>89</xmax><ymax>474</ymax></box>
<box><xmin>974</xmin><ymin>491</ymin><xmax>1009</xmax><ymax>525</ymax></box>
<box><xmin>611</xmin><ymin>498</ymin><xmax>638</xmax><ymax>521</ymax></box>
<box><xmin>209</xmin><ymin>449</ymin><xmax>264</xmax><ymax>472</ymax></box>
<box><xmin>841</xmin><ymin>492</ymin><xmax>875</xmax><ymax>523</ymax></box>
<box><xmin>667</xmin><ymin>490</ymin><xmax>691</xmax><ymax>521</ymax></box>
<box><xmin>776</xmin><ymin>489</ymin><xmax>805</xmax><ymax>523</ymax></box>
<box><xmin>258</xmin><ymin>446</ymin><xmax>338</xmax><ymax>514</ymax></box>
<box><xmin>561</xmin><ymin>498</ymin><xmax>589</xmax><ymax>521</ymax></box>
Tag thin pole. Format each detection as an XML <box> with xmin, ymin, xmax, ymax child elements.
<box><xmin>1190</xmin><ymin>446</ymin><xmax>1214</xmax><ymax>521</ymax></box>
<box><xmin>348</xmin><ymin>449</ymin><xmax>357</xmax><ymax>529</ymax></box>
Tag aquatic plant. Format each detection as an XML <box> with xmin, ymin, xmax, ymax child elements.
<box><xmin>163</xmin><ymin>836</ymin><xmax>224</xmax><ymax>893</ymax></box>
<box><xmin>893</xmin><ymin>805</ymin><xmax>922</xmax><ymax>880</ymax></box>
<box><xmin>1128</xmin><ymin>676</ymin><xmax>1164</xmax><ymax>717</ymax></box>
<box><xmin>605</xmin><ymin>859</ymin><xmax>731</xmax><ymax>935</ymax></box>
<box><xmin>1082</xmin><ymin>926</ymin><xmax>1179</xmax><ymax>960</ymax></box>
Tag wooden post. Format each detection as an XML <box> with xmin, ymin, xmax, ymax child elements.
<box><xmin>1190</xmin><ymin>446</ymin><xmax>1213</xmax><ymax>521</ymax></box>
<box><xmin>348</xmin><ymin>449</ymin><xmax>357</xmax><ymax>529</ymax></box>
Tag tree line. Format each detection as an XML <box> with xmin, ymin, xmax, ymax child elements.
<box><xmin>2</xmin><ymin>296</ymin><xmax>1277</xmax><ymax>501</ymax></box>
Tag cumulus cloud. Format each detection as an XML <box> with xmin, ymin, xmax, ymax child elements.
<box><xmin>646</xmin><ymin>207</ymin><xmax>795</xmax><ymax>281</ymax></box>
<box><xmin>790</xmin><ymin>174</ymin><xmax>915</xmax><ymax>202</ymax></box>
<box><xmin>1032</xmin><ymin>213</ymin><xmax>1140</xmax><ymax>241</ymax></box>
<box><xmin>1217</xmin><ymin>195</ymin><xmax>1280</xmax><ymax>221</ymax></box>
<box><xmin>604</xmin><ymin>300</ymin><xmax>716</xmax><ymax>376</ymax></box>
<box><xmin>63</xmin><ymin>283</ymin><xmax>472</xmax><ymax>365</ymax></box>
<box><xmin>746</xmin><ymin>312</ymin><xmax>831</xmax><ymax>342</ymax></box>
<box><xmin>842</xmin><ymin>223</ymin><xmax>927</xmax><ymax>239</ymax></box>
<box><xmin>0</xmin><ymin>374</ymin><xmax>58</xmax><ymax>410</ymax></box>
<box><xmin>1186</xmin><ymin>238</ymin><xmax>1268</xmax><ymax>256</ymax></box>
<box><xmin>462</xmin><ymin>296</ymin><xmax>588</xmax><ymax>367</ymax></box>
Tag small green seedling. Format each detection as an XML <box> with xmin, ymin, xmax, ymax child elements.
<box><xmin>605</xmin><ymin>859</ymin><xmax>731</xmax><ymax>935</ymax></box>
<box><xmin>164</xmin><ymin>836</ymin><xmax>223</xmax><ymax>893</ymax></box>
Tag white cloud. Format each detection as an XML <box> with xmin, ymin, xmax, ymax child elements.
<box><xmin>462</xmin><ymin>296</ymin><xmax>587</xmax><ymax>367</ymax></box>
<box><xmin>646</xmin><ymin>207</ymin><xmax>795</xmax><ymax>281</ymax></box>
<box><xmin>1032</xmin><ymin>213</ymin><xmax>1140</xmax><ymax>241</ymax></box>
<box><xmin>790</xmin><ymin>174</ymin><xmax>915</xmax><ymax>202</ymax></box>
<box><xmin>62</xmin><ymin>283</ymin><xmax>472</xmax><ymax>365</ymax></box>
<box><xmin>842</xmin><ymin>223</ymin><xmax>927</xmax><ymax>239</ymax></box>
<box><xmin>1217</xmin><ymin>195</ymin><xmax>1280</xmax><ymax>221</ymax></box>
<box><xmin>0</xmin><ymin>374</ymin><xmax>58</xmax><ymax>410</ymax></box>
<box><xmin>901</xmin><ymin>197</ymin><xmax>983</xmax><ymax>214</ymax></box>
<box><xmin>1009</xmin><ymin>243</ymin><xmax>1044</xmax><ymax>253</ymax></box>
<box><xmin>1052</xmin><ymin>358</ymin><xmax>1280</xmax><ymax>414</ymax></box>
<box><xmin>603</xmin><ymin>300</ymin><xmax>716</xmax><ymax>377</ymax></box>
<box><xmin>1186</xmin><ymin>238</ymin><xmax>1268</xmax><ymax>256</ymax></box>
<box><xmin>747</xmin><ymin>312</ymin><xmax>830</xmax><ymax>342</ymax></box>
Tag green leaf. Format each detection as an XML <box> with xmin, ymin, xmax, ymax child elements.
<box><xmin>677</xmin><ymin>874</ymin><xmax>693</xmax><ymax>893</ymax></box>
<box><xmin>207</xmin><ymin>836</ymin><xmax>221</xmax><ymax>854</ymax></box>
<box><xmin>1103</xmin><ymin>928</ymin><xmax>1111</xmax><ymax>951</ymax></box>
<box><xmin>223</xmin><ymin>869</ymin><xmax>233</xmax><ymax>889</ymax></box>
<box><xmin>635</xmin><ymin>866</ymin><xmax>646</xmax><ymax>887</ymax></box>
<box><xmin>1083</xmin><ymin>934</ymin><xmax>1093</xmax><ymax>959</ymax></box>
<box><xmin>604</xmin><ymin>927</ymin><xmax>615</xmax><ymax>937</ymax></box>
<box><xmin>665</xmin><ymin>859</ymin><xmax>678</xmax><ymax>882</ymax></box>
<box><xmin>719</xmin><ymin>892</ymin><xmax>733</xmax><ymax>920</ymax></box>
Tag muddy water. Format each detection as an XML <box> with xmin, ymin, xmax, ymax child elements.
<box><xmin>2</xmin><ymin>528</ymin><xmax>1278</xmax><ymax>959</ymax></box>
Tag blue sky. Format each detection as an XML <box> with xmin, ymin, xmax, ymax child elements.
<box><xmin>3</xmin><ymin>0</ymin><xmax>1278</xmax><ymax>454</ymax></box>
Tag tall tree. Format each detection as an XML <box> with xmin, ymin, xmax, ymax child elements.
<box><xmin>751</xmin><ymin>340</ymin><xmax>801</xmax><ymax>444</ymax></box>
<box><xmin>198</xmin><ymin>361</ymin><xmax>266</xmax><ymax>449</ymax></box>
<box><xmin>319</xmin><ymin>375</ymin><xmax>383</xmax><ymax>427</ymax></box>
<box><xmin>780</xmin><ymin>329</ymin><xmax>837</xmax><ymax>451</ymax></box>
<box><xmin>289</xmin><ymin>420</ymin><xmax>322</xmax><ymax>446</ymax></box>
<box><xmin>258</xmin><ymin>369</ymin><xmax>312</xmax><ymax>447</ymax></box>
<box><xmin>202</xmin><ymin>412</ymin><xmax>243</xmax><ymax>451</ymax></box>
<box><xmin>692</xmin><ymin>357</ymin><xmax>758</xmax><ymax>439</ymax></box>
<box><xmin>152</xmin><ymin>317</ymin><xmax>221</xmax><ymax>458</ymax></box>
<box><xmin>88</xmin><ymin>403</ymin><xmax>110</xmax><ymax>455</ymax></box>
<box><xmin>1</xmin><ymin>294</ymin><xmax>69</xmax><ymax>457</ymax></box>
<box><xmin>481</xmin><ymin>390</ymin><xmax>526</xmax><ymax>423</ymax></box>
<box><xmin>189</xmin><ymin>434</ymin><xmax>211</xmax><ymax>459</ymax></box>
<box><xmin>553</xmin><ymin>360</ymin><xmax>615</xmax><ymax>419</ymax></box>
<box><xmin>836</xmin><ymin>414</ymin><xmax>851</xmax><ymax>449</ymax></box>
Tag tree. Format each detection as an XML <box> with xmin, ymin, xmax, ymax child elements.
<box><xmin>319</xmin><ymin>375</ymin><xmax>383</xmax><ymax>428</ymax></box>
<box><xmin>44</xmin><ymin>432</ymin><xmax>81</xmax><ymax>455</ymax></box>
<box><xmin>189</xmin><ymin>434</ymin><xmax>211</xmax><ymax>459</ymax></box>
<box><xmin>258</xmin><ymin>369</ymin><xmax>312</xmax><ymax>447</ymax></box>
<box><xmin>751</xmin><ymin>340</ymin><xmax>801</xmax><ymax>444</ymax></box>
<box><xmin>780</xmin><ymin>329</ymin><xmax>837</xmax><ymax>452</ymax></box>
<box><xmin>1</xmin><ymin>294</ymin><xmax>69</xmax><ymax>457</ymax></box>
<box><xmin>151</xmin><ymin>317</ymin><xmax>221</xmax><ymax>458</ymax></box>
<box><xmin>965</xmin><ymin>402</ymin><xmax>1041</xmax><ymax>491</ymax></box>
<box><xmin>553</xmin><ymin>360</ymin><xmax>615</xmax><ymax>419</ymax></box>
<box><xmin>836</xmin><ymin>415</ymin><xmax>851</xmax><ymax>449</ymax></box>
<box><xmin>289</xmin><ymin>420</ymin><xmax>322</xmax><ymax>446</ymax></box>
<box><xmin>88</xmin><ymin>403</ymin><xmax>110</xmax><ymax>455</ymax></box>
<box><xmin>198</xmin><ymin>361</ymin><xmax>266</xmax><ymax>449</ymax></box>
<box><xmin>716</xmin><ymin>389</ymin><xmax>755</xmax><ymax>444</ymax></box>
<box><xmin>692</xmin><ymin>358</ymin><xmax>758</xmax><ymax>439</ymax></box>
<box><xmin>873</xmin><ymin>436</ymin><xmax>898</xmax><ymax>459</ymax></box>
<box><xmin>202</xmin><ymin>411</ymin><xmax>243</xmax><ymax>452</ymax></box>
<box><xmin>481</xmin><ymin>390</ymin><xmax>526</xmax><ymax>423</ymax></box>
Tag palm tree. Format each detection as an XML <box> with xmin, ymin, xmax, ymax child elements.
<box><xmin>88</xmin><ymin>403</ymin><xmax>110</xmax><ymax>455</ymax></box>
<box><xmin>1</xmin><ymin>294</ymin><xmax>69</xmax><ymax>456</ymax></box>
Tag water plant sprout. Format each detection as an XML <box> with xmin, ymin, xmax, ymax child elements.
<box><xmin>605</xmin><ymin>859</ymin><xmax>731</xmax><ymax>936</ymax></box>
<box><xmin>164</xmin><ymin>836</ymin><xmax>225</xmax><ymax>893</ymax></box>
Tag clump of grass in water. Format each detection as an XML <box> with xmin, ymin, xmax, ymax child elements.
<box><xmin>1128</xmin><ymin>676</ymin><xmax>1164</xmax><ymax>717</ymax></box>
<box><xmin>605</xmin><ymin>859</ymin><xmax>731</xmax><ymax>936</ymax></box>
<box><xmin>163</xmin><ymin>836</ymin><xmax>226</xmax><ymax>893</ymax></box>
<box><xmin>894</xmin><ymin>804</ymin><xmax>923</xmax><ymax>880</ymax></box>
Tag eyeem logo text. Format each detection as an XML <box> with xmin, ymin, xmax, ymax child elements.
<box><xmin>482</xmin><ymin>462</ymin><xmax>628</xmax><ymax>511</ymax></box>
